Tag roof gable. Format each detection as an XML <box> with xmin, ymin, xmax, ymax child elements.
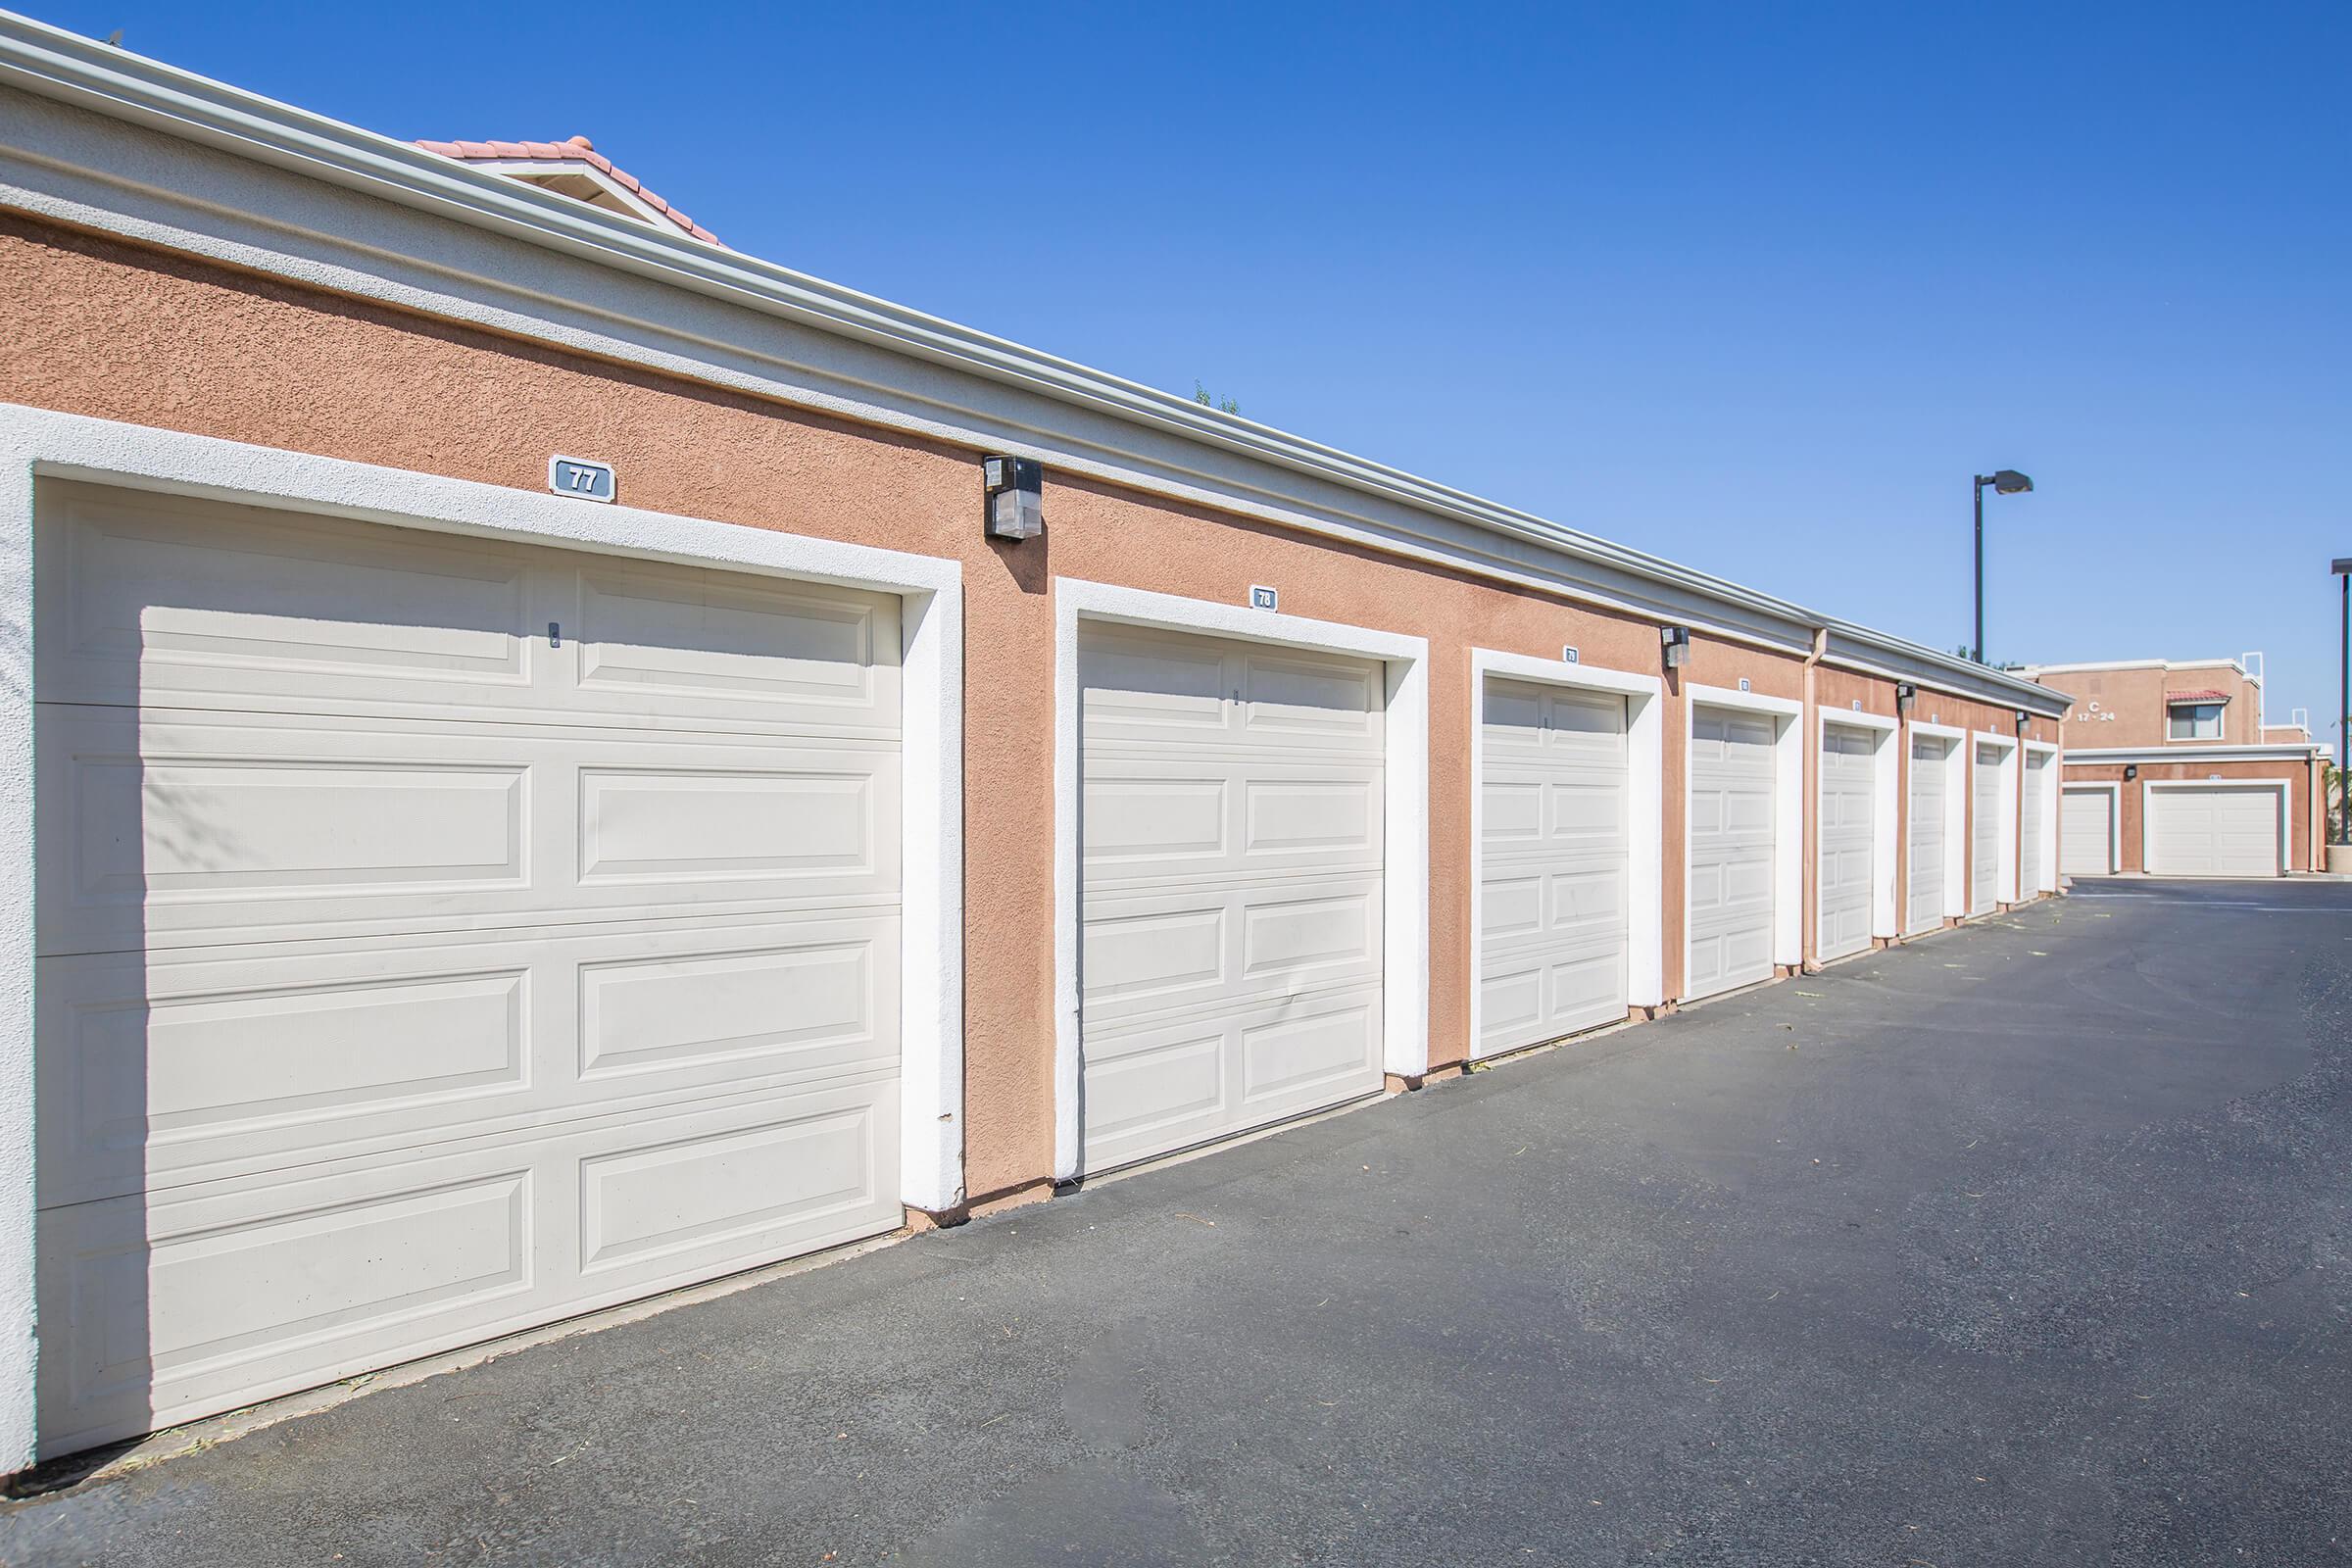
<box><xmin>415</xmin><ymin>136</ymin><xmax>719</xmax><ymax>246</ymax></box>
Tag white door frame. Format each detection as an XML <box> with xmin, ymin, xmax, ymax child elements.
<box><xmin>2143</xmin><ymin>778</ymin><xmax>2290</xmax><ymax>877</ymax></box>
<box><xmin>0</xmin><ymin>404</ymin><xmax>967</xmax><ymax>1470</ymax></box>
<box><xmin>1907</xmin><ymin>719</ymin><xmax>1968</xmax><ymax>925</ymax></box>
<box><xmin>1816</xmin><ymin>708</ymin><xmax>1900</xmax><ymax>953</ymax></box>
<box><xmin>1684</xmin><ymin>683</ymin><xmax>1805</xmax><ymax>988</ymax></box>
<box><xmin>1972</xmin><ymin>730</ymin><xmax>2023</xmax><ymax>906</ymax></box>
<box><xmin>2021</xmin><ymin>741</ymin><xmax>2060</xmax><ymax>894</ymax></box>
<box><xmin>1468</xmin><ymin>649</ymin><xmax>1663</xmax><ymax>1056</ymax></box>
<box><xmin>1053</xmin><ymin>579</ymin><xmax>1429</xmax><ymax>1182</ymax></box>
<box><xmin>2061</xmin><ymin>780</ymin><xmax>2124</xmax><ymax>875</ymax></box>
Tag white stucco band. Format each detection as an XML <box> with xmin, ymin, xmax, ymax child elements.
<box><xmin>1467</xmin><ymin>649</ymin><xmax>1667</xmax><ymax>1054</ymax></box>
<box><xmin>0</xmin><ymin>404</ymin><xmax>969</xmax><ymax>1469</ymax></box>
<box><xmin>1052</xmin><ymin>578</ymin><xmax>1431</xmax><ymax>1183</ymax></box>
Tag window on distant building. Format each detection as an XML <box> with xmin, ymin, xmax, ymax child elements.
<box><xmin>2168</xmin><ymin>703</ymin><xmax>2224</xmax><ymax>740</ymax></box>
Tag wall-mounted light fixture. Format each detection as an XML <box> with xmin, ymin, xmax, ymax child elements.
<box><xmin>2123</xmin><ymin>764</ymin><xmax>2138</xmax><ymax>781</ymax></box>
<box><xmin>2015</xmin><ymin>709</ymin><xmax>2031</xmax><ymax>734</ymax></box>
<box><xmin>1895</xmin><ymin>681</ymin><xmax>1917</xmax><ymax>715</ymax></box>
<box><xmin>982</xmin><ymin>455</ymin><xmax>1043</xmax><ymax>541</ymax></box>
<box><xmin>1660</xmin><ymin>624</ymin><xmax>1690</xmax><ymax>670</ymax></box>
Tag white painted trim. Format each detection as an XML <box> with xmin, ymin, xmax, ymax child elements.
<box><xmin>1684</xmin><ymin>683</ymin><xmax>1805</xmax><ymax>987</ymax></box>
<box><xmin>2060</xmin><ymin>780</ymin><xmax>2124</xmax><ymax>877</ymax></box>
<box><xmin>1818</xmin><ymin>711</ymin><xmax>1900</xmax><ymax>950</ymax></box>
<box><xmin>1467</xmin><ymin>650</ymin><xmax>1664</xmax><ymax>1057</ymax></box>
<box><xmin>1972</xmin><ymin>731</ymin><xmax>2023</xmax><ymax>906</ymax></box>
<box><xmin>0</xmin><ymin>13</ymin><xmax>2063</xmax><ymax>714</ymax></box>
<box><xmin>1052</xmin><ymin>579</ymin><xmax>1429</xmax><ymax>1182</ymax></box>
<box><xmin>2061</xmin><ymin>744</ymin><xmax>2323</xmax><ymax>763</ymax></box>
<box><xmin>2142</xmin><ymin>777</ymin><xmax>2291</xmax><ymax>878</ymax></box>
<box><xmin>1906</xmin><ymin>719</ymin><xmax>1970</xmax><ymax>928</ymax></box>
<box><xmin>2022</xmin><ymin>741</ymin><xmax>2060</xmax><ymax>894</ymax></box>
<box><xmin>0</xmin><ymin>406</ymin><xmax>968</xmax><ymax>1469</ymax></box>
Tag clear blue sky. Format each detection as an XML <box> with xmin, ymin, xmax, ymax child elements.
<box><xmin>37</xmin><ymin>1</ymin><xmax>2352</xmax><ymax>730</ymax></box>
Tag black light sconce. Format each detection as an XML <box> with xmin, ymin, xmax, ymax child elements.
<box><xmin>982</xmin><ymin>455</ymin><xmax>1043</xmax><ymax>541</ymax></box>
<box><xmin>2124</xmin><ymin>764</ymin><xmax>2139</xmax><ymax>781</ymax></box>
<box><xmin>1895</xmin><ymin>681</ymin><xmax>1917</xmax><ymax>715</ymax></box>
<box><xmin>2015</xmin><ymin>709</ymin><xmax>2031</xmax><ymax>734</ymax></box>
<box><xmin>1660</xmin><ymin>624</ymin><xmax>1690</xmax><ymax>670</ymax></box>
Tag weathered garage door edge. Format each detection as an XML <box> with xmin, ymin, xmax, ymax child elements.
<box><xmin>1468</xmin><ymin>648</ymin><xmax>1664</xmax><ymax>1055</ymax></box>
<box><xmin>1682</xmin><ymin>682</ymin><xmax>1803</xmax><ymax>999</ymax></box>
<box><xmin>1052</xmin><ymin>578</ymin><xmax>1429</xmax><ymax>1184</ymax></box>
<box><xmin>0</xmin><ymin>406</ymin><xmax>969</xmax><ymax>1467</ymax></box>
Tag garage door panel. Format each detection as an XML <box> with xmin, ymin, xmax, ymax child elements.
<box><xmin>2020</xmin><ymin>755</ymin><xmax>2048</xmax><ymax>894</ymax></box>
<box><xmin>1818</xmin><ymin>724</ymin><xmax>1875</xmax><ymax>961</ymax></box>
<box><xmin>35</xmin><ymin>482</ymin><xmax>902</xmax><ymax>738</ymax></box>
<box><xmin>1907</xmin><ymin>735</ymin><xmax>1950</xmax><ymax>933</ymax></box>
<box><xmin>38</xmin><ymin>709</ymin><xmax>899</xmax><ymax>955</ymax></box>
<box><xmin>1078</xmin><ymin>625</ymin><xmax>1385</xmax><ymax>1170</ymax></box>
<box><xmin>34</xmin><ymin>483</ymin><xmax>910</xmax><ymax>1455</ymax></box>
<box><xmin>2061</xmin><ymin>788</ymin><xmax>2111</xmax><ymax>875</ymax></box>
<box><xmin>40</xmin><ymin>912</ymin><xmax>901</xmax><ymax>1208</ymax></box>
<box><xmin>1478</xmin><ymin>681</ymin><xmax>1629</xmax><ymax>1052</ymax></box>
<box><xmin>1688</xmin><ymin>706</ymin><xmax>1777</xmax><ymax>1000</ymax></box>
<box><xmin>2148</xmin><ymin>786</ymin><xmax>2280</xmax><ymax>877</ymax></box>
<box><xmin>1972</xmin><ymin>744</ymin><xmax>2003</xmax><ymax>916</ymax></box>
<box><xmin>37</xmin><ymin>1079</ymin><xmax>898</xmax><ymax>1458</ymax></box>
<box><xmin>1080</xmin><ymin>882</ymin><xmax>1380</xmax><ymax>1031</ymax></box>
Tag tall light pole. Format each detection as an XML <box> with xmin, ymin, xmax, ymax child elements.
<box><xmin>1974</xmin><ymin>469</ymin><xmax>2034</xmax><ymax>663</ymax></box>
<box><xmin>2333</xmin><ymin>559</ymin><xmax>2352</xmax><ymax>848</ymax></box>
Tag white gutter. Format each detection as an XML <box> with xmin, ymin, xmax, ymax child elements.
<box><xmin>2062</xmin><ymin>745</ymin><xmax>2323</xmax><ymax>763</ymax></box>
<box><xmin>0</xmin><ymin>8</ymin><xmax>2066</xmax><ymax>716</ymax></box>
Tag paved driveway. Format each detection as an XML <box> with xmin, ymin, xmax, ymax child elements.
<box><xmin>7</xmin><ymin>882</ymin><xmax>2349</xmax><ymax>1566</ymax></box>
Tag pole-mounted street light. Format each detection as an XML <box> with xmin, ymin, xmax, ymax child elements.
<box><xmin>1973</xmin><ymin>469</ymin><xmax>2034</xmax><ymax>663</ymax></box>
<box><xmin>2332</xmin><ymin>559</ymin><xmax>2352</xmax><ymax>850</ymax></box>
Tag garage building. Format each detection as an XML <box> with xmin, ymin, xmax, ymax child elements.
<box><xmin>0</xmin><ymin>16</ymin><xmax>2067</xmax><ymax>1463</ymax></box>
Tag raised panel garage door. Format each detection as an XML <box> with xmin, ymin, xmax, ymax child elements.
<box><xmin>1687</xmin><ymin>705</ymin><xmax>1777</xmax><ymax>1000</ymax></box>
<box><xmin>2021</xmin><ymin>752</ymin><xmax>2049</xmax><ymax>896</ymax></box>
<box><xmin>32</xmin><ymin>482</ymin><xmax>904</xmax><ymax>1457</ymax></box>
<box><xmin>2146</xmin><ymin>785</ymin><xmax>2281</xmax><ymax>877</ymax></box>
<box><xmin>1907</xmin><ymin>735</ymin><xmax>1951</xmax><ymax>934</ymax></box>
<box><xmin>1077</xmin><ymin>625</ymin><xmax>1385</xmax><ymax>1173</ymax></box>
<box><xmin>1476</xmin><ymin>679</ymin><xmax>1629</xmax><ymax>1056</ymax></box>
<box><xmin>1971</xmin><ymin>744</ymin><xmax>2003</xmax><ymax>916</ymax></box>
<box><xmin>2061</xmin><ymin>788</ymin><xmax>2115</xmax><ymax>876</ymax></box>
<box><xmin>1817</xmin><ymin>722</ymin><xmax>1876</xmax><ymax>962</ymax></box>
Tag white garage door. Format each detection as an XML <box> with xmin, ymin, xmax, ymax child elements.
<box><xmin>2061</xmin><ymin>787</ymin><xmax>2114</xmax><ymax>876</ymax></box>
<box><xmin>1476</xmin><ymin>679</ymin><xmax>1629</xmax><ymax>1057</ymax></box>
<box><xmin>33</xmin><ymin>482</ymin><xmax>904</xmax><ymax>1457</ymax></box>
<box><xmin>1971</xmin><ymin>744</ymin><xmax>2003</xmax><ymax>916</ymax></box>
<box><xmin>2020</xmin><ymin>752</ymin><xmax>2049</xmax><ymax>896</ymax></box>
<box><xmin>1817</xmin><ymin>722</ymin><xmax>1875</xmax><ymax>962</ymax></box>
<box><xmin>2146</xmin><ymin>785</ymin><xmax>2281</xmax><ymax>877</ymax></box>
<box><xmin>1906</xmin><ymin>734</ymin><xmax>1950</xmax><ymax>934</ymax></box>
<box><xmin>1077</xmin><ymin>625</ymin><xmax>1385</xmax><ymax>1173</ymax></box>
<box><xmin>1687</xmin><ymin>705</ymin><xmax>1778</xmax><ymax>1000</ymax></box>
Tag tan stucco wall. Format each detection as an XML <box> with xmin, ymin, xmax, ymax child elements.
<box><xmin>0</xmin><ymin>211</ymin><xmax>2072</xmax><ymax>1201</ymax></box>
<box><xmin>2039</xmin><ymin>662</ymin><xmax>2262</xmax><ymax>748</ymax></box>
<box><xmin>2059</xmin><ymin>758</ymin><xmax>2319</xmax><ymax>873</ymax></box>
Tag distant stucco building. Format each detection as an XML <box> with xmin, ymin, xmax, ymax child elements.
<box><xmin>2017</xmin><ymin>657</ymin><xmax>2326</xmax><ymax>877</ymax></box>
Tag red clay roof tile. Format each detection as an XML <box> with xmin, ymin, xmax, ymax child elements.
<box><xmin>413</xmin><ymin>136</ymin><xmax>720</xmax><ymax>245</ymax></box>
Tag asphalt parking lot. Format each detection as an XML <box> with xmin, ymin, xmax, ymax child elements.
<box><xmin>5</xmin><ymin>880</ymin><xmax>2348</xmax><ymax>1566</ymax></box>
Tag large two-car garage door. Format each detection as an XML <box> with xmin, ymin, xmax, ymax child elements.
<box><xmin>1076</xmin><ymin>625</ymin><xmax>1386</xmax><ymax>1173</ymax></box>
<box><xmin>1476</xmin><ymin>679</ymin><xmax>1628</xmax><ymax>1056</ymax></box>
<box><xmin>34</xmin><ymin>483</ymin><xmax>905</xmax><ymax>1456</ymax></box>
<box><xmin>2146</xmin><ymin>785</ymin><xmax>2282</xmax><ymax>877</ymax></box>
<box><xmin>1687</xmin><ymin>705</ymin><xmax>1778</xmax><ymax>1000</ymax></box>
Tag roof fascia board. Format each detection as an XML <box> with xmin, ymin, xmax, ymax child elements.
<box><xmin>1820</xmin><ymin>627</ymin><xmax>2070</xmax><ymax>715</ymax></box>
<box><xmin>459</xmin><ymin>157</ymin><xmax>677</xmax><ymax>230</ymax></box>
<box><xmin>0</xmin><ymin>14</ymin><xmax>2057</xmax><ymax>702</ymax></box>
